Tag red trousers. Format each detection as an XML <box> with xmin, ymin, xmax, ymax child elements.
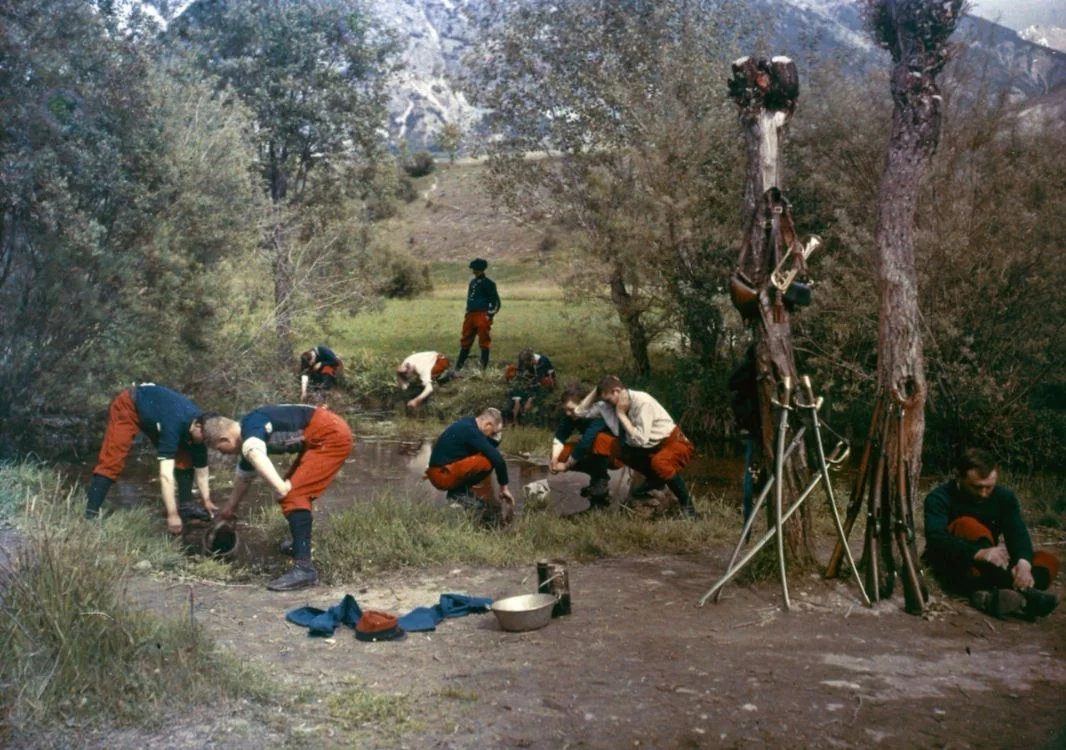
<box><xmin>431</xmin><ymin>354</ymin><xmax>450</xmax><ymax>379</ymax></box>
<box><xmin>426</xmin><ymin>454</ymin><xmax>494</xmax><ymax>494</ymax></box>
<box><xmin>281</xmin><ymin>408</ymin><xmax>353</xmax><ymax>514</ymax></box>
<box><xmin>947</xmin><ymin>516</ymin><xmax>1059</xmax><ymax>587</ymax></box>
<box><xmin>460</xmin><ymin>311</ymin><xmax>493</xmax><ymax>350</ymax></box>
<box><xmin>558</xmin><ymin>432</ymin><xmax>623</xmax><ymax>470</ymax></box>
<box><xmin>620</xmin><ymin>426</ymin><xmax>694</xmax><ymax>481</ymax></box>
<box><xmin>93</xmin><ymin>389</ymin><xmax>194</xmax><ymax>480</ymax></box>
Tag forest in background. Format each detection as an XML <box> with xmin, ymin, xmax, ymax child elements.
<box><xmin>1</xmin><ymin>0</ymin><xmax>1064</xmax><ymax>472</ymax></box>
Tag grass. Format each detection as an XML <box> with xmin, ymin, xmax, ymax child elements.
<box><xmin>0</xmin><ymin>467</ymin><xmax>268</xmax><ymax>738</ymax></box>
<box><xmin>312</xmin><ymin>490</ymin><xmax>739</xmax><ymax>583</ymax></box>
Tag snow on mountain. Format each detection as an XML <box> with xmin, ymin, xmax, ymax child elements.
<box><xmin>1019</xmin><ymin>24</ymin><xmax>1066</xmax><ymax>53</ymax></box>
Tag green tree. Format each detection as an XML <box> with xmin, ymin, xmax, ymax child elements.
<box><xmin>435</xmin><ymin>122</ymin><xmax>464</xmax><ymax>164</ymax></box>
<box><xmin>465</xmin><ymin>0</ymin><xmax>746</xmax><ymax>375</ymax></box>
<box><xmin>172</xmin><ymin>0</ymin><xmax>400</xmax><ymax>362</ymax></box>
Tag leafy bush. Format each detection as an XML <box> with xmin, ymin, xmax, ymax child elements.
<box><xmin>403</xmin><ymin>151</ymin><xmax>436</xmax><ymax>178</ymax></box>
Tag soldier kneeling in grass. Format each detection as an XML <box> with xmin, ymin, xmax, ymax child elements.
<box><xmin>426</xmin><ymin>407</ymin><xmax>515</xmax><ymax>525</ymax></box>
<box><xmin>299</xmin><ymin>344</ymin><xmax>342</xmax><ymax>402</ymax></box>
<box><xmin>200</xmin><ymin>404</ymin><xmax>352</xmax><ymax>591</ymax></box>
<box><xmin>597</xmin><ymin>375</ymin><xmax>697</xmax><ymax>519</ymax></box>
<box><xmin>505</xmin><ymin>349</ymin><xmax>556</xmax><ymax>424</ymax></box>
<box><xmin>550</xmin><ymin>384</ymin><xmax>623</xmax><ymax>511</ymax></box>
<box><xmin>924</xmin><ymin>447</ymin><xmax>1059</xmax><ymax>619</ymax></box>
<box><xmin>396</xmin><ymin>350</ymin><xmax>453</xmax><ymax>409</ymax></box>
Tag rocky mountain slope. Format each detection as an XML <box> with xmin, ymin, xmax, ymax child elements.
<box><xmin>143</xmin><ymin>0</ymin><xmax>1066</xmax><ymax>147</ymax></box>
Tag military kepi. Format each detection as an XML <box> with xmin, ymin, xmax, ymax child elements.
<box><xmin>354</xmin><ymin>610</ymin><xmax>406</xmax><ymax>642</ymax></box>
<box><xmin>470</xmin><ymin>258</ymin><xmax>488</xmax><ymax>271</ymax></box>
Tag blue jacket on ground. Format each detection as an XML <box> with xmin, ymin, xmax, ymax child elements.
<box><xmin>286</xmin><ymin>593</ymin><xmax>493</xmax><ymax>637</ymax></box>
<box><xmin>429</xmin><ymin>416</ymin><xmax>509</xmax><ymax>485</ymax></box>
<box><xmin>133</xmin><ymin>384</ymin><xmax>208</xmax><ymax>467</ymax></box>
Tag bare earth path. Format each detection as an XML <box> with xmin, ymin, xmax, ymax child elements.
<box><xmin>83</xmin><ymin>550</ymin><xmax>1066</xmax><ymax>750</ymax></box>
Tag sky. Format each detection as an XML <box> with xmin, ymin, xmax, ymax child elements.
<box><xmin>967</xmin><ymin>0</ymin><xmax>1066</xmax><ymax>30</ymax></box>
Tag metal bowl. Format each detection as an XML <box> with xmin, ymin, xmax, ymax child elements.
<box><xmin>490</xmin><ymin>593</ymin><xmax>556</xmax><ymax>632</ymax></box>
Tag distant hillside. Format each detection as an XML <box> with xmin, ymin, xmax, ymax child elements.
<box><xmin>145</xmin><ymin>0</ymin><xmax>1066</xmax><ymax>147</ymax></box>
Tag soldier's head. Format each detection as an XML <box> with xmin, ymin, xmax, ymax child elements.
<box><xmin>197</xmin><ymin>414</ymin><xmax>242</xmax><ymax>455</ymax></box>
<box><xmin>955</xmin><ymin>447</ymin><xmax>998</xmax><ymax>500</ymax></box>
<box><xmin>597</xmin><ymin>375</ymin><xmax>625</xmax><ymax>406</ymax></box>
<box><xmin>469</xmin><ymin>258</ymin><xmax>488</xmax><ymax>277</ymax></box>
<box><xmin>300</xmin><ymin>350</ymin><xmax>316</xmax><ymax>370</ymax></box>
<box><xmin>475</xmin><ymin>407</ymin><xmax>503</xmax><ymax>437</ymax></box>
<box><xmin>518</xmin><ymin>349</ymin><xmax>535</xmax><ymax>369</ymax></box>
<box><xmin>560</xmin><ymin>384</ymin><xmax>585</xmax><ymax>418</ymax></box>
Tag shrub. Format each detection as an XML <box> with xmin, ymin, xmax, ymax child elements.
<box><xmin>403</xmin><ymin>151</ymin><xmax>436</xmax><ymax>178</ymax></box>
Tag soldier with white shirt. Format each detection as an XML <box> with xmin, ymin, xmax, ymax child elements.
<box><xmin>597</xmin><ymin>375</ymin><xmax>696</xmax><ymax>518</ymax></box>
<box><xmin>396</xmin><ymin>350</ymin><xmax>453</xmax><ymax>409</ymax></box>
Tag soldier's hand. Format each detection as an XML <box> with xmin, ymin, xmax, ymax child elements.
<box><xmin>166</xmin><ymin>514</ymin><xmax>183</xmax><ymax>535</ymax></box>
<box><xmin>1012</xmin><ymin>559</ymin><xmax>1035</xmax><ymax>590</ymax></box>
<box><xmin>975</xmin><ymin>545</ymin><xmax>1009</xmax><ymax>569</ymax></box>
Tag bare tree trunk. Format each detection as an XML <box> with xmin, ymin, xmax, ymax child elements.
<box><xmin>832</xmin><ymin>0</ymin><xmax>964</xmax><ymax>614</ymax></box>
<box><xmin>270</xmin><ymin>214</ymin><xmax>295</xmax><ymax>366</ymax></box>
<box><xmin>728</xmin><ymin>57</ymin><xmax>815</xmax><ymax>563</ymax></box>
<box><xmin>609</xmin><ymin>264</ymin><xmax>652</xmax><ymax>377</ymax></box>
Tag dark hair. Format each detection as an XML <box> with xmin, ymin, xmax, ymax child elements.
<box><xmin>299</xmin><ymin>350</ymin><xmax>314</xmax><ymax>370</ymax></box>
<box><xmin>597</xmin><ymin>375</ymin><xmax>624</xmax><ymax>398</ymax></box>
<box><xmin>193</xmin><ymin>411</ymin><xmax>223</xmax><ymax>429</ymax></box>
<box><xmin>560</xmin><ymin>383</ymin><xmax>585</xmax><ymax>404</ymax></box>
<box><xmin>518</xmin><ymin>349</ymin><xmax>534</xmax><ymax>367</ymax></box>
<box><xmin>955</xmin><ymin>447</ymin><xmax>998</xmax><ymax>478</ymax></box>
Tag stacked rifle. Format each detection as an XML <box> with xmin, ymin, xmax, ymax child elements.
<box><xmin>701</xmin><ymin>376</ymin><xmax>930</xmax><ymax>614</ymax></box>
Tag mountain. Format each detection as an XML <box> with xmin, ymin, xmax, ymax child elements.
<box><xmin>1019</xmin><ymin>24</ymin><xmax>1066</xmax><ymax>53</ymax></box>
<box><xmin>140</xmin><ymin>0</ymin><xmax>1066</xmax><ymax>147</ymax></box>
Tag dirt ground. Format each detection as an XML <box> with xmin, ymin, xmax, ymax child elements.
<box><xmin>62</xmin><ymin>546</ymin><xmax>1066</xmax><ymax>750</ymax></box>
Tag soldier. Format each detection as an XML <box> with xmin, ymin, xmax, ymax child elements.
<box><xmin>85</xmin><ymin>383</ymin><xmax>215</xmax><ymax>532</ymax></box>
<box><xmin>456</xmin><ymin>258</ymin><xmax>500</xmax><ymax>371</ymax></box>
<box><xmin>201</xmin><ymin>404</ymin><xmax>352</xmax><ymax>591</ymax></box>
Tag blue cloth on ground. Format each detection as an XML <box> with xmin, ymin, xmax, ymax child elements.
<box><xmin>397</xmin><ymin>593</ymin><xmax>494</xmax><ymax>632</ymax></box>
<box><xmin>286</xmin><ymin>593</ymin><xmax>493</xmax><ymax>637</ymax></box>
<box><xmin>285</xmin><ymin>594</ymin><xmax>362</xmax><ymax>637</ymax></box>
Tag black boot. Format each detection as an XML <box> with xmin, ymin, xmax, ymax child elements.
<box><xmin>667</xmin><ymin>475</ymin><xmax>696</xmax><ymax>519</ymax></box>
<box><xmin>84</xmin><ymin>474</ymin><xmax>113</xmax><ymax>519</ymax></box>
<box><xmin>456</xmin><ymin>347</ymin><xmax>471</xmax><ymax>371</ymax></box>
<box><xmin>480</xmin><ymin>348</ymin><xmax>491</xmax><ymax>370</ymax></box>
<box><xmin>176</xmin><ymin>468</ymin><xmax>211</xmax><ymax>523</ymax></box>
<box><xmin>268</xmin><ymin>511</ymin><xmax>317</xmax><ymax>591</ymax></box>
<box><xmin>1022</xmin><ymin>589</ymin><xmax>1059</xmax><ymax>618</ymax></box>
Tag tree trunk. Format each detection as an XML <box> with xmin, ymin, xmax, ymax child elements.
<box><xmin>728</xmin><ymin>57</ymin><xmax>815</xmax><ymax>564</ymax></box>
<box><xmin>609</xmin><ymin>264</ymin><xmax>652</xmax><ymax>377</ymax></box>
<box><xmin>837</xmin><ymin>0</ymin><xmax>963</xmax><ymax>614</ymax></box>
<box><xmin>270</xmin><ymin>213</ymin><xmax>295</xmax><ymax>366</ymax></box>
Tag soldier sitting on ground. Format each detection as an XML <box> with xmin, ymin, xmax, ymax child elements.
<box><xmin>924</xmin><ymin>447</ymin><xmax>1059</xmax><ymax>619</ymax></box>
<box><xmin>550</xmin><ymin>384</ymin><xmax>622</xmax><ymax>511</ymax></box>
<box><xmin>299</xmin><ymin>344</ymin><xmax>342</xmax><ymax>402</ymax></box>
<box><xmin>426</xmin><ymin>407</ymin><xmax>515</xmax><ymax>525</ymax></box>
<box><xmin>396</xmin><ymin>350</ymin><xmax>453</xmax><ymax>409</ymax></box>
<box><xmin>505</xmin><ymin>348</ymin><xmax>556</xmax><ymax>424</ymax></box>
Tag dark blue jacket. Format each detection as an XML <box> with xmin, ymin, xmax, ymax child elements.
<box><xmin>554</xmin><ymin>416</ymin><xmax>609</xmax><ymax>463</ymax></box>
<box><xmin>303</xmin><ymin>345</ymin><xmax>340</xmax><ymax>373</ymax></box>
<box><xmin>237</xmin><ymin>404</ymin><xmax>316</xmax><ymax>472</ymax></box>
<box><xmin>429</xmin><ymin>416</ymin><xmax>509</xmax><ymax>485</ymax></box>
<box><xmin>132</xmin><ymin>384</ymin><xmax>208</xmax><ymax>467</ymax></box>
<box><xmin>924</xmin><ymin>480</ymin><xmax>1034</xmax><ymax>570</ymax></box>
<box><xmin>466</xmin><ymin>276</ymin><xmax>501</xmax><ymax>314</ymax></box>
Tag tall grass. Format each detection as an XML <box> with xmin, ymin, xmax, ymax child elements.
<box><xmin>314</xmin><ymin>490</ymin><xmax>738</xmax><ymax>583</ymax></box>
<box><xmin>0</xmin><ymin>468</ymin><xmax>264</xmax><ymax>737</ymax></box>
